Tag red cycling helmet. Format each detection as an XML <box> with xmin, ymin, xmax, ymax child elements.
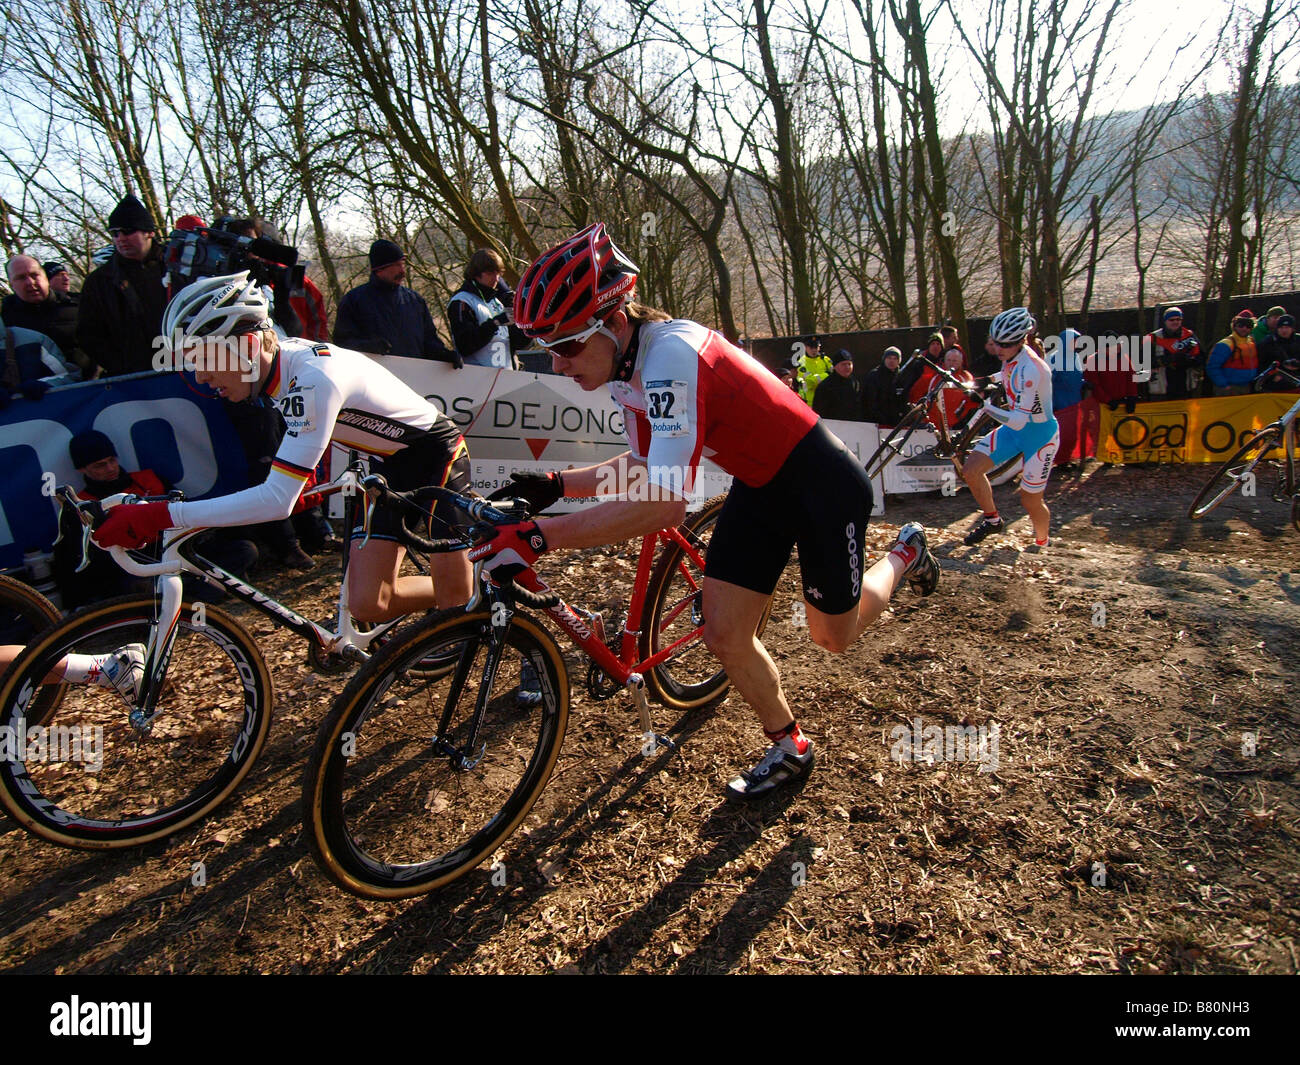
<box><xmin>514</xmin><ymin>223</ymin><xmax>639</xmax><ymax>338</ymax></box>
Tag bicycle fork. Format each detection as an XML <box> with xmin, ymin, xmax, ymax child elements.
<box><xmin>129</xmin><ymin>572</ymin><xmax>186</xmax><ymax>734</ymax></box>
<box><xmin>431</xmin><ymin>612</ymin><xmax>509</xmax><ymax>771</ymax></box>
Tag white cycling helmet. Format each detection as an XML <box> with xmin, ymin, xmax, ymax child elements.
<box><xmin>162</xmin><ymin>271</ymin><xmax>270</xmax><ymax>343</ymax></box>
<box><xmin>988</xmin><ymin>306</ymin><xmax>1036</xmax><ymax>344</ymax></box>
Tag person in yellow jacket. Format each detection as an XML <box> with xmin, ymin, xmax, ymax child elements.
<box><xmin>798</xmin><ymin>335</ymin><xmax>834</xmax><ymax>405</ymax></box>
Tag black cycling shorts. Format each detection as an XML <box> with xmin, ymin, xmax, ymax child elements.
<box><xmin>705</xmin><ymin>420</ymin><xmax>874</xmax><ymax>616</ymax></box>
<box><xmin>349</xmin><ymin>431</ymin><xmax>473</xmax><ymax>545</ymax></box>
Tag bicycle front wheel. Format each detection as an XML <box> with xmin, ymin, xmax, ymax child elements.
<box><xmin>303</xmin><ymin>607</ymin><xmax>569</xmax><ymax>899</ymax></box>
<box><xmin>0</xmin><ymin>574</ymin><xmax>64</xmax><ymax>720</ymax></box>
<box><xmin>1188</xmin><ymin>427</ymin><xmax>1282</xmax><ymax>519</ymax></box>
<box><xmin>864</xmin><ymin>407</ymin><xmax>928</xmax><ymax>480</ymax></box>
<box><xmin>0</xmin><ymin>596</ymin><xmax>273</xmax><ymax>848</ymax></box>
<box><xmin>640</xmin><ymin>497</ymin><xmax>771</xmax><ymax>711</ymax></box>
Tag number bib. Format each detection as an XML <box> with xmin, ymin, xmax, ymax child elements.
<box><xmin>644</xmin><ymin>379</ymin><xmax>689</xmax><ymax>437</ymax></box>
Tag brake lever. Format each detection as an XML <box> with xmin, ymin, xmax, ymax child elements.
<box><xmin>53</xmin><ymin>485</ymin><xmax>102</xmax><ymax>573</ymax></box>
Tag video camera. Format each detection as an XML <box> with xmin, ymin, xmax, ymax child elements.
<box><xmin>163</xmin><ymin>225</ymin><xmax>300</xmax><ymax>293</ymax></box>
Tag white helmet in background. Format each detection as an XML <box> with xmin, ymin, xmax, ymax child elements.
<box><xmin>162</xmin><ymin>271</ymin><xmax>270</xmax><ymax>344</ymax></box>
<box><xmin>988</xmin><ymin>306</ymin><xmax>1036</xmax><ymax>344</ymax></box>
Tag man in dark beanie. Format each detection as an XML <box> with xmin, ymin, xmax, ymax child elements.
<box><xmin>54</xmin><ymin>430</ymin><xmax>257</xmax><ymax>607</ymax></box>
<box><xmin>863</xmin><ymin>346</ymin><xmax>906</xmax><ymax>425</ymax></box>
<box><xmin>812</xmin><ymin>349</ymin><xmax>865</xmax><ymax>422</ymax></box>
<box><xmin>43</xmin><ymin>262</ymin><xmax>76</xmax><ymax>299</ymax></box>
<box><xmin>332</xmin><ymin>238</ymin><xmax>456</xmax><ymax>363</ymax></box>
<box><xmin>75</xmin><ymin>193</ymin><xmax>167</xmax><ymax>377</ymax></box>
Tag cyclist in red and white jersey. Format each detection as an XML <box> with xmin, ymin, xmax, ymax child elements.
<box><xmin>92</xmin><ymin>272</ymin><xmax>474</xmax><ymax>622</ymax></box>
<box><xmin>472</xmin><ymin>223</ymin><xmax>941</xmax><ymax>800</ymax></box>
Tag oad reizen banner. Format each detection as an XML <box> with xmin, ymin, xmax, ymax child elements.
<box><xmin>1098</xmin><ymin>392</ymin><xmax>1299</xmax><ymax>464</ymax></box>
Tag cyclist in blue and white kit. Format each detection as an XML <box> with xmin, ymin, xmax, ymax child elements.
<box><xmin>961</xmin><ymin>307</ymin><xmax>1059</xmax><ymax>547</ymax></box>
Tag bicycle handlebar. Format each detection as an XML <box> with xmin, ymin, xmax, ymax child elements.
<box><xmin>915</xmin><ymin>353</ymin><xmax>990</xmax><ymax>404</ymax></box>
<box><xmin>1253</xmin><ymin>362</ymin><xmax>1300</xmax><ymax>389</ymax></box>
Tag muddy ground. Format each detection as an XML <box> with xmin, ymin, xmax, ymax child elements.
<box><xmin>1</xmin><ymin>460</ymin><xmax>1296</xmax><ymax>974</ymax></box>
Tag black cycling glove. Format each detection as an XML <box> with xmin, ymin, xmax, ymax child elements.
<box><xmin>488</xmin><ymin>471</ymin><xmax>565</xmax><ymax>514</ymax></box>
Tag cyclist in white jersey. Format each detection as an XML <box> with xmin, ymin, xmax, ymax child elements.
<box><xmin>93</xmin><ymin>272</ymin><xmax>473</xmax><ymax>621</ymax></box>
<box><xmin>961</xmin><ymin>306</ymin><xmax>1060</xmax><ymax>547</ymax></box>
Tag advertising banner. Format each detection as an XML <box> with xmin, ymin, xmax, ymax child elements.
<box><xmin>0</xmin><ymin>373</ymin><xmax>248</xmax><ymax>571</ymax></box>
<box><xmin>1097</xmin><ymin>393</ymin><xmax>1299</xmax><ymax>464</ymax></box>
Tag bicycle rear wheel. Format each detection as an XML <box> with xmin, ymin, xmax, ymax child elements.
<box><xmin>1188</xmin><ymin>427</ymin><xmax>1282</xmax><ymax>519</ymax></box>
<box><xmin>303</xmin><ymin>607</ymin><xmax>569</xmax><ymax>899</ymax></box>
<box><xmin>0</xmin><ymin>574</ymin><xmax>64</xmax><ymax>719</ymax></box>
<box><xmin>864</xmin><ymin>407</ymin><xmax>928</xmax><ymax>480</ymax></box>
<box><xmin>0</xmin><ymin>596</ymin><xmax>273</xmax><ymax>848</ymax></box>
<box><xmin>639</xmin><ymin>496</ymin><xmax>771</xmax><ymax>711</ymax></box>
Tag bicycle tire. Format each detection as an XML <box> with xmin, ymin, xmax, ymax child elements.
<box><xmin>303</xmin><ymin>606</ymin><xmax>569</xmax><ymax>899</ymax></box>
<box><xmin>639</xmin><ymin>497</ymin><xmax>771</xmax><ymax>711</ymax></box>
<box><xmin>864</xmin><ymin>407</ymin><xmax>928</xmax><ymax>480</ymax></box>
<box><xmin>0</xmin><ymin>595</ymin><xmax>273</xmax><ymax>848</ymax></box>
<box><xmin>1187</xmin><ymin>427</ymin><xmax>1282</xmax><ymax>519</ymax></box>
<box><xmin>0</xmin><ymin>574</ymin><xmax>64</xmax><ymax>720</ymax></box>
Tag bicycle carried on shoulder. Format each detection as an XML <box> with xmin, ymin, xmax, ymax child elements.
<box><xmin>1187</xmin><ymin>364</ymin><xmax>1300</xmax><ymax>531</ymax></box>
<box><xmin>303</xmin><ymin>481</ymin><xmax>763</xmax><ymax>899</ymax></box>
<box><xmin>864</xmin><ymin>354</ymin><xmax>1020</xmax><ymax>484</ymax></box>
<box><xmin>0</xmin><ymin>463</ymin><xmax>421</xmax><ymax>849</ymax></box>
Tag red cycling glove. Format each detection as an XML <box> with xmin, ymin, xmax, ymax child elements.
<box><xmin>467</xmin><ymin>520</ymin><xmax>548</xmax><ymax>585</ymax></box>
<box><xmin>94</xmin><ymin>501</ymin><xmax>175</xmax><ymax>550</ymax></box>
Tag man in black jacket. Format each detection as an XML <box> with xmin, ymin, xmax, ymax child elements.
<box><xmin>812</xmin><ymin>349</ymin><xmax>865</xmax><ymax>421</ymax></box>
<box><xmin>333</xmin><ymin>239</ymin><xmax>457</xmax><ymax>363</ymax></box>
<box><xmin>1257</xmin><ymin>314</ymin><xmax>1300</xmax><ymax>390</ymax></box>
<box><xmin>863</xmin><ymin>346</ymin><xmax>906</xmax><ymax>425</ymax></box>
<box><xmin>75</xmin><ymin>194</ymin><xmax>167</xmax><ymax>377</ymax></box>
<box><xmin>3</xmin><ymin>255</ymin><xmax>89</xmax><ymax>374</ymax></box>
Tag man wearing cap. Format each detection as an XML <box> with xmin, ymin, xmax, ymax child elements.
<box><xmin>1207</xmin><ymin>309</ymin><xmax>1259</xmax><ymax>396</ymax></box>
<box><xmin>863</xmin><ymin>346</ymin><xmax>906</xmax><ymax>425</ymax></box>
<box><xmin>1252</xmin><ymin>305</ymin><xmax>1286</xmax><ymax>344</ymax></box>
<box><xmin>812</xmin><ymin>349</ymin><xmax>865</xmax><ymax>421</ymax></box>
<box><xmin>2</xmin><ymin>255</ymin><xmax>88</xmax><ymax>375</ymax></box>
<box><xmin>796</xmin><ymin>335</ymin><xmax>833</xmax><ymax>405</ymax></box>
<box><xmin>43</xmin><ymin>262</ymin><xmax>76</xmax><ymax>301</ymax></box>
<box><xmin>1257</xmin><ymin>314</ymin><xmax>1300</xmax><ymax>391</ymax></box>
<box><xmin>1147</xmin><ymin>307</ymin><xmax>1202</xmax><ymax>400</ymax></box>
<box><xmin>333</xmin><ymin>239</ymin><xmax>456</xmax><ymax>363</ymax></box>
<box><xmin>76</xmin><ymin>194</ymin><xmax>167</xmax><ymax>377</ymax></box>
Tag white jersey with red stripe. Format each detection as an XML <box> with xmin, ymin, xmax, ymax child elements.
<box><xmin>985</xmin><ymin>347</ymin><xmax>1057</xmax><ymax>431</ymax></box>
<box><xmin>608</xmin><ymin>319</ymin><xmax>817</xmax><ymax>495</ymax></box>
<box><xmin>170</xmin><ymin>338</ymin><xmax>461</xmax><ymax>529</ymax></box>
